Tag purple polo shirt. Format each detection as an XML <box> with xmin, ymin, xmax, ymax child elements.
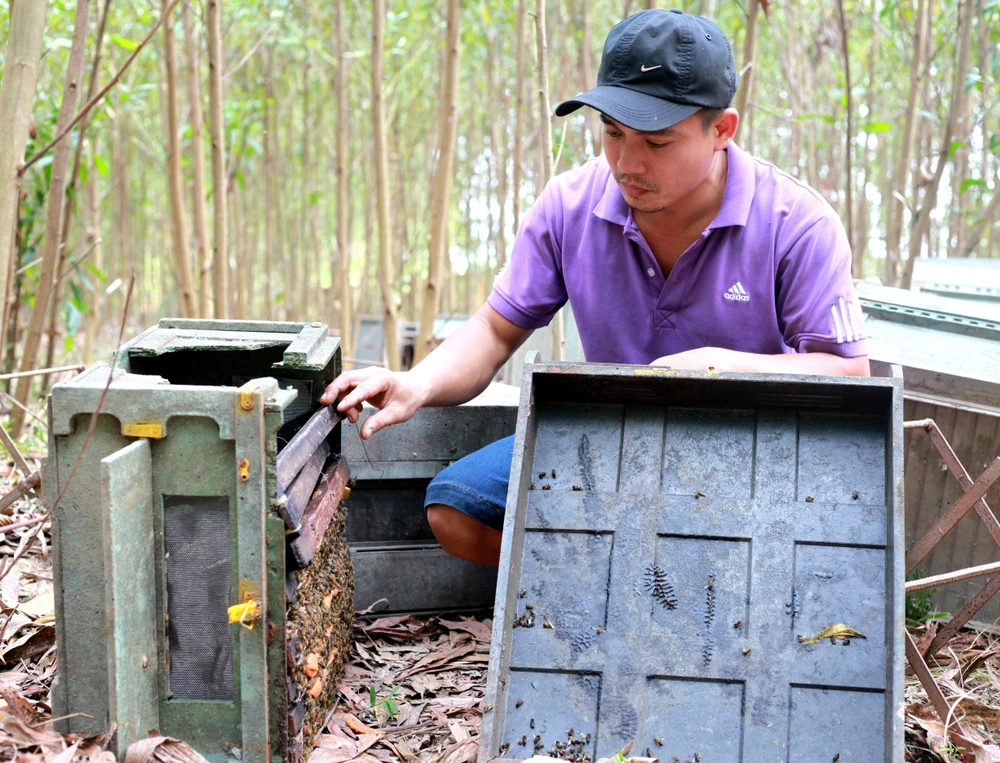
<box><xmin>488</xmin><ymin>143</ymin><xmax>868</xmax><ymax>364</ymax></box>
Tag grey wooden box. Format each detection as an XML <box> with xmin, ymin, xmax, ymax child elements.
<box><xmin>343</xmin><ymin>383</ymin><xmax>519</xmax><ymax>614</ymax></box>
<box><xmin>483</xmin><ymin>358</ymin><xmax>905</xmax><ymax>762</ymax></box>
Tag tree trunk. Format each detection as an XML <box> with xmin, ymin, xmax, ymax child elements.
<box><xmin>264</xmin><ymin>71</ymin><xmax>275</xmax><ymax>320</ymax></box>
<box><xmin>372</xmin><ymin>0</ymin><xmax>401</xmax><ymax>370</ymax></box>
<box><xmin>951</xmin><ymin>0</ymin><xmax>986</xmax><ymax>257</ymax></box>
<box><xmin>206</xmin><ymin>0</ymin><xmax>229</xmax><ymax>317</ymax></box>
<box><xmin>183</xmin><ymin>1</ymin><xmax>212</xmax><ymax>318</ymax></box>
<box><xmin>854</xmin><ymin>2</ymin><xmax>879</xmax><ymax>270</ymax></box>
<box><xmin>834</xmin><ymin>0</ymin><xmax>856</xmax><ymax>275</ymax></box>
<box><xmin>511</xmin><ymin>0</ymin><xmax>528</xmax><ymax>237</ymax></box>
<box><xmin>82</xmin><ymin>145</ymin><xmax>104</xmax><ymax>363</ymax></box>
<box><xmin>579</xmin><ymin>0</ymin><xmax>601</xmax><ymax>157</ymax></box>
<box><xmin>232</xmin><ymin>182</ymin><xmax>245</xmax><ymax>318</ymax></box>
<box><xmin>414</xmin><ymin>0</ymin><xmax>461</xmax><ymax>364</ymax></box>
<box><xmin>11</xmin><ymin>0</ymin><xmax>90</xmax><ymax>437</ymax></box>
<box><xmin>733</xmin><ymin>0</ymin><xmax>760</xmax><ymax>148</ymax></box>
<box><xmin>535</xmin><ymin>0</ymin><xmax>563</xmax><ymax>361</ymax></box>
<box><xmin>112</xmin><ymin>103</ymin><xmax>130</xmax><ymax>287</ymax></box>
<box><xmin>162</xmin><ymin>0</ymin><xmax>198</xmax><ymax>318</ymax></box>
<box><xmin>0</xmin><ymin>0</ymin><xmax>49</xmax><ymax>361</ymax></box>
<box><xmin>780</xmin><ymin>2</ymin><xmax>802</xmax><ymax>176</ymax></box>
<box><xmin>885</xmin><ymin>0</ymin><xmax>928</xmax><ymax>285</ymax></box>
<box><xmin>335</xmin><ymin>0</ymin><xmax>353</xmax><ymax>356</ymax></box>
<box><xmin>45</xmin><ymin>0</ymin><xmax>111</xmax><ymax>372</ymax></box>
<box><xmin>961</xmin><ymin>172</ymin><xmax>1000</xmax><ymax>258</ymax></box>
<box><xmin>902</xmin><ymin>0</ymin><xmax>974</xmax><ymax>289</ymax></box>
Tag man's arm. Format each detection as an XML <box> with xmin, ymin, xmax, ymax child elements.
<box><xmin>651</xmin><ymin>346</ymin><xmax>870</xmax><ymax>376</ymax></box>
<box><xmin>410</xmin><ymin>304</ymin><xmax>533</xmax><ymax>405</ymax></box>
<box><xmin>321</xmin><ymin>304</ymin><xmax>531</xmax><ymax>438</ymax></box>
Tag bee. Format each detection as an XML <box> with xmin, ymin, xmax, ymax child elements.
<box><xmin>733</xmin><ymin>620</ymin><xmax>742</xmax><ymax>628</ymax></box>
<box><xmin>693</xmin><ymin>490</ymin><xmax>706</xmax><ymax>499</ymax></box>
<box><xmin>654</xmin><ymin>737</ymin><xmax>663</xmax><ymax>746</ymax></box>
<box><xmin>551</xmin><ymin>469</ymin><xmax>557</xmax><ymax>478</ymax></box>
<box><xmin>706</xmin><ymin>576</ymin><xmax>715</xmax><ymax>590</ymax></box>
<box><xmin>743</xmin><ymin>647</ymin><xmax>751</xmax><ymax>656</ymax></box>
<box><xmin>529</xmin><ymin>484</ymin><xmax>536</xmax><ymax>490</ymax></box>
<box><xmin>805</xmin><ymin>496</ymin><xmax>814</xmax><ymax>503</ymax></box>
<box><xmin>595</xmin><ymin>624</ymin><xmax>604</xmax><ymax>634</ymax></box>
<box><xmin>499</xmin><ymin>743</ymin><xmax>509</xmax><ymax>755</ymax></box>
<box><xmin>525</xmin><ymin>603</ymin><xmax>534</xmax><ymax>610</ymax></box>
<box><xmin>519</xmin><ymin>588</ymin><xmax>527</xmax><ymax>598</ymax></box>
<box><xmin>543</xmin><ymin>617</ymin><xmax>554</xmax><ymax>629</ymax></box>
<box><xmin>833</xmin><ymin>756</ymin><xmax>840</xmax><ymax>762</ymax></box>
<box><xmin>515</xmin><ymin>699</ymin><xmax>524</xmax><ymax>708</ymax></box>
<box><xmin>572</xmin><ymin>485</ymin><xmax>583</xmax><ymax>491</ymax></box>
<box><xmin>538</xmin><ymin>472</ymin><xmax>546</xmax><ymax>479</ymax></box>
<box><xmin>541</xmin><ymin>484</ymin><xmax>551</xmax><ymax>491</ymax></box>
<box><xmin>695</xmin><ymin>755</ymin><xmax>702</xmax><ymax>763</ymax></box>
<box><xmin>530</xmin><ymin>719</ymin><xmax>535</xmax><ymax>729</ymax></box>
<box><xmin>852</xmin><ymin>491</ymin><xmax>859</xmax><ymax>500</ymax></box>
<box><xmin>519</xmin><ymin>736</ymin><xmax>527</xmax><ymax>746</ymax></box>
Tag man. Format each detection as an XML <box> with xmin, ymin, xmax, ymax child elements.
<box><xmin>321</xmin><ymin>9</ymin><xmax>869</xmax><ymax>568</ymax></box>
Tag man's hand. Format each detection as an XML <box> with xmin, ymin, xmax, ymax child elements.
<box><xmin>320</xmin><ymin>367</ymin><xmax>429</xmax><ymax>440</ymax></box>
<box><xmin>650</xmin><ymin>347</ymin><xmax>870</xmax><ymax>376</ymax></box>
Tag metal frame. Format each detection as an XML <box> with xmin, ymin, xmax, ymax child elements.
<box><xmin>903</xmin><ymin>419</ymin><xmax>1000</xmax><ymax>659</ymax></box>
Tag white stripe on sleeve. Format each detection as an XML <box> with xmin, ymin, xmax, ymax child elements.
<box><xmin>838</xmin><ymin>298</ymin><xmax>855</xmax><ymax>342</ymax></box>
<box><xmin>830</xmin><ymin>304</ymin><xmax>845</xmax><ymax>344</ymax></box>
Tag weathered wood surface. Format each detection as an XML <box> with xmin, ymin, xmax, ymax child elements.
<box><xmin>904</xmin><ymin>399</ymin><xmax>1000</xmax><ymax>622</ymax></box>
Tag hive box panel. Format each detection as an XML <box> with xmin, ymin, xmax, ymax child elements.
<box><xmin>483</xmin><ymin>362</ymin><xmax>904</xmax><ymax>763</ymax></box>
<box><xmin>47</xmin><ymin>319</ymin><xmax>349</xmax><ymax>762</ymax></box>
<box><xmin>343</xmin><ymin>384</ymin><xmax>518</xmax><ymax>614</ymax></box>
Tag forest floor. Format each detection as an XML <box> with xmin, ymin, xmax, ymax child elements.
<box><xmin>1</xmin><ymin>482</ymin><xmax>999</xmax><ymax>763</ymax></box>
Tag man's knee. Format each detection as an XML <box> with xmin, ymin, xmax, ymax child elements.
<box><xmin>426</xmin><ymin>503</ymin><xmax>454</xmax><ymax>546</ymax></box>
<box><xmin>426</xmin><ymin>503</ymin><xmax>502</xmax><ymax>567</ymax></box>
<box><xmin>427</xmin><ymin>503</ymin><xmax>469</xmax><ymax>555</ymax></box>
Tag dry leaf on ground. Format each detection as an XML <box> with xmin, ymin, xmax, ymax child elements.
<box><xmin>124</xmin><ymin>736</ymin><xmax>209</xmax><ymax>763</ymax></box>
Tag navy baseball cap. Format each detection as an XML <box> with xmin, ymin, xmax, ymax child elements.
<box><xmin>555</xmin><ymin>9</ymin><xmax>738</xmax><ymax>132</ymax></box>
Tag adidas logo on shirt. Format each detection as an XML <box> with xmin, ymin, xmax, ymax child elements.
<box><xmin>724</xmin><ymin>282</ymin><xmax>750</xmax><ymax>302</ymax></box>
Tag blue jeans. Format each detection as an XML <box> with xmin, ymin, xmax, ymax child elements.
<box><xmin>424</xmin><ymin>435</ymin><xmax>514</xmax><ymax>531</ymax></box>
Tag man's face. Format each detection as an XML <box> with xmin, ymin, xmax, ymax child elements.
<box><xmin>600</xmin><ymin>110</ymin><xmax>733</xmax><ymax>215</ymax></box>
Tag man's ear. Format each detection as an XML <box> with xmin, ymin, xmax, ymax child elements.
<box><xmin>714</xmin><ymin>108</ymin><xmax>739</xmax><ymax>149</ymax></box>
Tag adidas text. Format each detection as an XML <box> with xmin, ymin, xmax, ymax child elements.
<box><xmin>724</xmin><ymin>282</ymin><xmax>750</xmax><ymax>302</ymax></box>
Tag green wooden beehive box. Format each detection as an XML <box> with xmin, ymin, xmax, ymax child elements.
<box><xmin>44</xmin><ymin>319</ymin><xmax>352</xmax><ymax>762</ymax></box>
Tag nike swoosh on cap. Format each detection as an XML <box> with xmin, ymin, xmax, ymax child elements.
<box><xmin>640</xmin><ymin>64</ymin><xmax>662</xmax><ymax>72</ymax></box>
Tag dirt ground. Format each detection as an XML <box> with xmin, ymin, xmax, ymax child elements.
<box><xmin>2</xmin><ymin>481</ymin><xmax>1000</xmax><ymax>763</ymax></box>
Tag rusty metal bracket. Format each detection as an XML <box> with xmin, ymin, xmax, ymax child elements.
<box><xmin>903</xmin><ymin>419</ymin><xmax>1000</xmax><ymax>661</ymax></box>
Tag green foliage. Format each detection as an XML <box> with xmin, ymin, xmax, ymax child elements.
<box><xmin>960</xmin><ymin>178</ymin><xmax>988</xmax><ymax>194</ymax></box>
<box><xmin>906</xmin><ymin>568</ymin><xmax>950</xmax><ymax>624</ymax></box>
<box><xmin>368</xmin><ymin>683</ymin><xmax>401</xmax><ymax>719</ymax></box>
<box><xmin>860</xmin><ymin>121</ymin><xmax>893</xmax><ymax>133</ymax></box>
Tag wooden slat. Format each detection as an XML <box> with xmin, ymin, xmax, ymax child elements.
<box><xmin>918</xmin><ymin>405</ymin><xmax>958</xmax><ymax>579</ymax></box>
<box><xmin>904</xmin><ymin>402</ymin><xmax>938</xmax><ymax>553</ymax></box>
